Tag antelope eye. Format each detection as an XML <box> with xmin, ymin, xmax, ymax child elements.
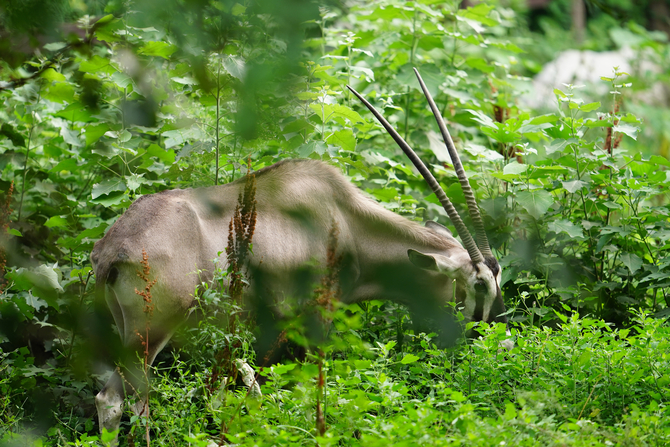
<box><xmin>474</xmin><ymin>281</ymin><xmax>487</xmax><ymax>294</ymax></box>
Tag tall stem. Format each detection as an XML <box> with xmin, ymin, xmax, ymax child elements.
<box><xmin>403</xmin><ymin>11</ymin><xmax>418</xmax><ymax>141</ymax></box>
<box><xmin>215</xmin><ymin>64</ymin><xmax>221</xmax><ymax>186</ymax></box>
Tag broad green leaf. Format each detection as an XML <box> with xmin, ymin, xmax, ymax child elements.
<box><xmin>231</xmin><ymin>3</ymin><xmax>246</xmax><ymax>15</ymax></box>
<box><xmin>458</xmin><ymin>3</ymin><xmax>497</xmax><ymax>26</ymax></box>
<box><xmin>548</xmin><ymin>220</ymin><xmax>583</xmax><ymax>238</ymax></box>
<box><xmin>577</xmin><ymin>350</ymin><xmax>592</xmax><ymax>366</ymax></box>
<box><xmin>126</xmin><ymin>173</ymin><xmax>148</xmax><ymax>191</ymax></box>
<box><xmin>583</xmin><ymin>119</ymin><xmax>612</xmax><ymax>128</ymax></box>
<box><xmin>43</xmin><ymin>81</ymin><xmax>75</xmax><ymax>104</ymax></box>
<box><xmin>467</xmin><ymin>110</ymin><xmax>496</xmax><ymax>129</ymax></box>
<box><xmin>147</xmin><ymin>143</ymin><xmax>175</xmax><ymax>164</ymax></box>
<box><xmin>490</xmin><ymin>41</ymin><xmax>524</xmax><ymax>53</ymax></box>
<box><xmin>8</xmin><ymin>228</ymin><xmax>22</xmax><ymax>237</ymax></box>
<box><xmin>308</xmin><ymin>104</ymin><xmax>364</xmax><ymax>124</ymax></box>
<box><xmin>45</xmin><ymin>216</ymin><xmax>68</xmax><ymax>228</ymax></box>
<box><xmin>613</xmin><ymin>123</ymin><xmax>639</xmax><ymax>140</ymax></box>
<box><xmin>620</xmin><ymin>253</ymin><xmax>642</xmax><ymax>273</ymax></box>
<box><xmin>92</xmin><ymin>178</ymin><xmax>126</xmax><ymax>199</ymax></box>
<box><xmin>41</xmin><ymin>68</ymin><xmax>66</xmax><ymax>82</ymax></box>
<box><xmin>648</xmin><ymin>155</ymin><xmax>670</xmax><ymax>167</ymax></box>
<box><xmin>561</xmin><ymin>179</ymin><xmax>587</xmax><ymax>193</ymax></box>
<box><xmin>516</xmin><ymin>190</ymin><xmax>554</xmax><ymax>219</ymax></box>
<box><xmin>73</xmin><ymin>224</ymin><xmax>107</xmax><ymax>244</ymax></box>
<box><xmin>350</xmin><ymin>66</ymin><xmax>375</xmax><ymax>82</ymax></box>
<box><xmin>54</xmin><ymin>103</ymin><xmax>94</xmax><ymax>123</ymax></box>
<box><xmin>370</xmin><ymin>188</ymin><xmax>398</xmax><ymax>202</ymax></box>
<box><xmin>61</xmin><ymin>127</ymin><xmax>83</xmax><ymax>147</ymax></box>
<box><xmin>51</xmin><ymin>158</ymin><xmax>79</xmax><ymax>172</ymax></box>
<box><xmin>326</xmin><ymin>129</ymin><xmax>356</xmax><ymax>152</ymax></box>
<box><xmin>481</xmin><ymin>126</ymin><xmax>521</xmax><ymax>144</ymax></box>
<box><xmin>296</xmin><ymin>141</ymin><xmax>317</xmax><ymax>158</ymax></box>
<box><xmin>79</xmin><ymin>55</ymin><xmax>117</xmax><ymax>75</ymax></box>
<box><xmin>427</xmin><ymin>130</ymin><xmax>451</xmax><ymax>162</ymax></box>
<box><xmin>86</xmin><ymin>123</ymin><xmax>110</xmax><ymax>146</ymax></box>
<box><xmin>397</xmin><ymin>64</ymin><xmax>441</xmax><ymax>97</ymax></box>
<box><xmin>138</xmin><ymin>41</ymin><xmax>177</xmax><ymax>59</ymax></box>
<box><xmin>222</xmin><ymin>55</ymin><xmax>246</xmax><ymax>80</ymax></box>
<box><xmin>7</xmin><ymin>264</ymin><xmax>63</xmax><ymax>308</ymax></box>
<box><xmin>530</xmin><ymin>114</ymin><xmax>559</xmax><ymax>125</ymax></box>
<box><xmin>503</xmin><ymin>161</ymin><xmax>527</xmax><ymax>176</ymax></box>
<box><xmin>545</xmin><ymin>139</ymin><xmax>569</xmax><ymax>155</ymax></box>
<box><xmin>400</xmin><ymin>354</ymin><xmax>420</xmax><ymax>365</ymax></box>
<box><xmin>465</xmin><ymin>57</ymin><xmax>494</xmax><ymax>74</ymax></box>
<box><xmin>463</xmin><ymin>143</ymin><xmax>504</xmax><ymax>162</ymax></box>
<box><xmin>91</xmin><ymin>191</ymin><xmax>128</xmax><ymax>207</ymax></box>
<box><xmin>602</xmin><ymin>201</ymin><xmax>622</xmax><ymax>210</ymax></box>
<box><xmin>518</xmin><ymin>122</ymin><xmax>553</xmax><ymax>134</ymax></box>
<box><xmin>553</xmin><ymin>88</ymin><xmax>567</xmax><ymax>98</ymax></box>
<box><xmin>171</xmin><ymin>76</ymin><xmax>197</xmax><ymax>85</ymax></box>
<box><xmin>579</xmin><ymin>102</ymin><xmax>600</xmax><ymax>112</ymax></box>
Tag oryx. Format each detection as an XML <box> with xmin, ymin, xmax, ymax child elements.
<box><xmin>90</xmin><ymin>68</ymin><xmax>508</xmax><ymax>438</ymax></box>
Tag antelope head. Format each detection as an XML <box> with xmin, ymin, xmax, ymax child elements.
<box><xmin>348</xmin><ymin>68</ymin><xmax>508</xmax><ymax>333</ymax></box>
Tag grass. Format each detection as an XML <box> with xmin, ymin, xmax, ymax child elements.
<box><xmin>1</xmin><ymin>302</ymin><xmax>669</xmax><ymax>446</ymax></box>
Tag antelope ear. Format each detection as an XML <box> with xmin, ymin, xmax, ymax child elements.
<box><xmin>425</xmin><ymin>220</ymin><xmax>458</xmax><ymax>243</ymax></box>
<box><xmin>425</xmin><ymin>220</ymin><xmax>450</xmax><ymax>235</ymax></box>
<box><xmin>407</xmin><ymin>249</ymin><xmax>460</xmax><ymax>274</ymax></box>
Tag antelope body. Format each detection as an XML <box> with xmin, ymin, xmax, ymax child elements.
<box><xmin>91</xmin><ymin>69</ymin><xmax>508</xmax><ymax>437</ymax></box>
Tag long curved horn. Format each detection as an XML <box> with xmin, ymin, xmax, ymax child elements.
<box><xmin>412</xmin><ymin>68</ymin><xmax>494</xmax><ymax>259</ymax></box>
<box><xmin>346</xmin><ymin>84</ymin><xmax>484</xmax><ymax>264</ymax></box>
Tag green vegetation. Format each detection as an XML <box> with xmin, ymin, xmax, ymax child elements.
<box><xmin>1</xmin><ymin>0</ymin><xmax>669</xmax><ymax>445</ymax></box>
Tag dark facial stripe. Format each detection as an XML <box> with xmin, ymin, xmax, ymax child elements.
<box><xmin>473</xmin><ymin>293</ymin><xmax>484</xmax><ymax>322</ymax></box>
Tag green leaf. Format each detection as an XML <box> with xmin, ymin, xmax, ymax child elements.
<box><xmin>503</xmin><ymin>162</ymin><xmax>528</xmax><ymax>176</ymax></box>
<box><xmin>326</xmin><ymin>129</ymin><xmax>356</xmax><ymax>152</ymax></box>
<box><xmin>92</xmin><ymin>178</ymin><xmax>126</xmax><ymax>199</ymax></box>
<box><xmin>51</xmin><ymin>158</ymin><xmax>79</xmax><ymax>173</ymax></box>
<box><xmin>561</xmin><ymin>179</ymin><xmax>587</xmax><ymax>193</ymax></box>
<box><xmin>61</xmin><ymin>127</ymin><xmax>83</xmax><ymax>147</ymax></box>
<box><xmin>577</xmin><ymin>350</ymin><xmax>592</xmax><ymax>366</ymax></box>
<box><xmin>548</xmin><ymin>220</ymin><xmax>583</xmax><ymax>238</ymax></box>
<box><xmin>481</xmin><ymin>125</ymin><xmax>521</xmax><ymax>144</ymax></box>
<box><xmin>490</xmin><ymin>41</ymin><xmax>524</xmax><ymax>53</ymax></box>
<box><xmin>222</xmin><ymin>55</ymin><xmax>246</xmax><ymax>80</ymax></box>
<box><xmin>147</xmin><ymin>143</ymin><xmax>175</xmax><ymax>164</ymax></box>
<box><xmin>86</xmin><ymin>123</ymin><xmax>110</xmax><ymax>146</ymax></box>
<box><xmin>8</xmin><ymin>228</ymin><xmax>22</xmax><ymax>237</ymax></box>
<box><xmin>397</xmin><ymin>64</ymin><xmax>441</xmax><ymax>97</ymax></box>
<box><xmin>545</xmin><ymin>139</ymin><xmax>569</xmax><ymax>155</ymax></box>
<box><xmin>79</xmin><ymin>55</ymin><xmax>117</xmax><ymax>75</ymax></box>
<box><xmin>126</xmin><ymin>173</ymin><xmax>149</xmax><ymax>191</ymax></box>
<box><xmin>400</xmin><ymin>354</ymin><xmax>419</xmax><ymax>364</ymax></box>
<box><xmin>648</xmin><ymin>155</ymin><xmax>670</xmax><ymax>167</ymax></box>
<box><xmin>613</xmin><ymin>123</ymin><xmax>639</xmax><ymax>140</ymax></box>
<box><xmin>43</xmin><ymin>81</ymin><xmax>75</xmax><ymax>104</ymax></box>
<box><xmin>579</xmin><ymin>102</ymin><xmax>600</xmax><ymax>112</ymax></box>
<box><xmin>91</xmin><ymin>191</ymin><xmax>127</xmax><ymax>207</ymax></box>
<box><xmin>41</xmin><ymin>68</ymin><xmax>66</xmax><ymax>82</ymax></box>
<box><xmin>308</xmin><ymin>104</ymin><xmax>365</xmax><ymax>125</ymax></box>
<box><xmin>44</xmin><ymin>216</ymin><xmax>68</xmax><ymax>228</ymax></box>
<box><xmin>516</xmin><ymin>190</ymin><xmax>554</xmax><ymax>219</ymax></box>
<box><xmin>370</xmin><ymin>188</ymin><xmax>398</xmax><ymax>202</ymax></box>
<box><xmin>467</xmin><ymin>110</ymin><xmax>497</xmax><ymax>129</ymax></box>
<box><xmin>465</xmin><ymin>57</ymin><xmax>494</xmax><ymax>74</ymax></box>
<box><xmin>54</xmin><ymin>103</ymin><xmax>94</xmax><ymax>123</ymax></box>
<box><xmin>231</xmin><ymin>3</ymin><xmax>246</xmax><ymax>15</ymax></box>
<box><xmin>7</xmin><ymin>265</ymin><xmax>63</xmax><ymax>308</ymax></box>
<box><xmin>138</xmin><ymin>41</ymin><xmax>177</xmax><ymax>59</ymax></box>
<box><xmin>620</xmin><ymin>253</ymin><xmax>642</xmax><ymax>274</ymax></box>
